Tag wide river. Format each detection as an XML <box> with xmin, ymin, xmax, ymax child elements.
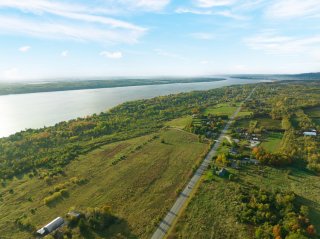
<box><xmin>0</xmin><ymin>77</ymin><xmax>264</xmax><ymax>138</ymax></box>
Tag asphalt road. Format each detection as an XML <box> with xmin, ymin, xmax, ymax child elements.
<box><xmin>151</xmin><ymin>88</ymin><xmax>256</xmax><ymax>239</ymax></box>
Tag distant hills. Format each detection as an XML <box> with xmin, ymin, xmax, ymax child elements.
<box><xmin>231</xmin><ymin>72</ymin><xmax>320</xmax><ymax>81</ymax></box>
<box><xmin>0</xmin><ymin>77</ymin><xmax>224</xmax><ymax>96</ymax></box>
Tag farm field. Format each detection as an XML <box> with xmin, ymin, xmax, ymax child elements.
<box><xmin>0</xmin><ymin>128</ymin><xmax>209</xmax><ymax>239</ymax></box>
<box><xmin>204</xmin><ymin>103</ymin><xmax>252</xmax><ymax>118</ymax></box>
<box><xmin>170</xmin><ymin>165</ymin><xmax>320</xmax><ymax>239</ymax></box>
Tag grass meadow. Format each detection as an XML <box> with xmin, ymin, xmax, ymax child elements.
<box><xmin>0</xmin><ymin>128</ymin><xmax>208</xmax><ymax>239</ymax></box>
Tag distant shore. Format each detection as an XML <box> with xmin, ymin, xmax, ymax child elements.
<box><xmin>0</xmin><ymin>78</ymin><xmax>225</xmax><ymax>96</ymax></box>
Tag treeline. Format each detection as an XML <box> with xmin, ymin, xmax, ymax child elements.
<box><xmin>0</xmin><ymin>85</ymin><xmax>252</xmax><ymax>180</ymax></box>
<box><xmin>0</xmin><ymin>77</ymin><xmax>224</xmax><ymax>95</ymax></box>
<box><xmin>237</xmin><ymin>187</ymin><xmax>317</xmax><ymax>239</ymax></box>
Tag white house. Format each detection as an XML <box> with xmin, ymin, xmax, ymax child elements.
<box><xmin>303</xmin><ymin>132</ymin><xmax>317</xmax><ymax>136</ymax></box>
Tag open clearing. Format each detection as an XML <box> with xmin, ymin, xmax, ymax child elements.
<box><xmin>0</xmin><ymin>128</ymin><xmax>208</xmax><ymax>239</ymax></box>
<box><xmin>165</xmin><ymin>116</ymin><xmax>192</xmax><ymax>129</ymax></box>
<box><xmin>256</xmin><ymin>117</ymin><xmax>282</xmax><ymax>130</ymax></box>
<box><xmin>204</xmin><ymin>103</ymin><xmax>252</xmax><ymax>118</ymax></box>
<box><xmin>170</xmin><ymin>165</ymin><xmax>320</xmax><ymax>238</ymax></box>
<box><xmin>261</xmin><ymin>132</ymin><xmax>283</xmax><ymax>153</ymax></box>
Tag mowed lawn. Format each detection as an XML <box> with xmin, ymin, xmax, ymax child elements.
<box><xmin>261</xmin><ymin>132</ymin><xmax>283</xmax><ymax>153</ymax></box>
<box><xmin>0</xmin><ymin>128</ymin><xmax>209</xmax><ymax>239</ymax></box>
<box><xmin>204</xmin><ymin>103</ymin><xmax>252</xmax><ymax>118</ymax></box>
<box><xmin>170</xmin><ymin>165</ymin><xmax>320</xmax><ymax>239</ymax></box>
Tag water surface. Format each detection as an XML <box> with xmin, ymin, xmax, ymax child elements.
<box><xmin>0</xmin><ymin>78</ymin><xmax>262</xmax><ymax>138</ymax></box>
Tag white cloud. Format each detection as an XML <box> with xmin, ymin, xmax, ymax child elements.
<box><xmin>120</xmin><ymin>0</ymin><xmax>171</xmax><ymax>11</ymax></box>
<box><xmin>18</xmin><ymin>45</ymin><xmax>31</xmax><ymax>52</ymax></box>
<box><xmin>175</xmin><ymin>7</ymin><xmax>212</xmax><ymax>15</ymax></box>
<box><xmin>194</xmin><ymin>0</ymin><xmax>237</xmax><ymax>8</ymax></box>
<box><xmin>245</xmin><ymin>31</ymin><xmax>320</xmax><ymax>59</ymax></box>
<box><xmin>0</xmin><ymin>0</ymin><xmax>147</xmax><ymax>44</ymax></box>
<box><xmin>266</xmin><ymin>0</ymin><xmax>320</xmax><ymax>19</ymax></box>
<box><xmin>176</xmin><ymin>7</ymin><xmax>247</xmax><ymax>19</ymax></box>
<box><xmin>0</xmin><ymin>16</ymin><xmax>145</xmax><ymax>44</ymax></box>
<box><xmin>191</xmin><ymin>32</ymin><xmax>215</xmax><ymax>40</ymax></box>
<box><xmin>61</xmin><ymin>50</ymin><xmax>68</xmax><ymax>57</ymax></box>
<box><xmin>100</xmin><ymin>51</ymin><xmax>123</xmax><ymax>59</ymax></box>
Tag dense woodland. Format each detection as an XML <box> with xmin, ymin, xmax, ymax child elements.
<box><xmin>237</xmin><ymin>187</ymin><xmax>316</xmax><ymax>239</ymax></box>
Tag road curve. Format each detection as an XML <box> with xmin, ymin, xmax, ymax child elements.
<box><xmin>151</xmin><ymin>87</ymin><xmax>256</xmax><ymax>239</ymax></box>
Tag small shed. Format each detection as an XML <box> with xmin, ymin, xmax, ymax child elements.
<box><xmin>217</xmin><ymin>168</ymin><xmax>228</xmax><ymax>177</ymax></box>
<box><xmin>303</xmin><ymin>132</ymin><xmax>317</xmax><ymax>136</ymax></box>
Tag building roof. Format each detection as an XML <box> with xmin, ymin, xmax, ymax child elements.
<box><xmin>304</xmin><ymin>132</ymin><xmax>317</xmax><ymax>136</ymax></box>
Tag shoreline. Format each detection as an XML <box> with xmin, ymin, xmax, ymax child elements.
<box><xmin>0</xmin><ymin>78</ymin><xmax>225</xmax><ymax>96</ymax></box>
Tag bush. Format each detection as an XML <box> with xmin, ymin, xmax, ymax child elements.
<box><xmin>44</xmin><ymin>191</ymin><xmax>62</xmax><ymax>205</ymax></box>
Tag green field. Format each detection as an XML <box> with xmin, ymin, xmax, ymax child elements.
<box><xmin>256</xmin><ymin>117</ymin><xmax>282</xmax><ymax>130</ymax></box>
<box><xmin>171</xmin><ymin>165</ymin><xmax>320</xmax><ymax>238</ymax></box>
<box><xmin>165</xmin><ymin>116</ymin><xmax>192</xmax><ymax>129</ymax></box>
<box><xmin>0</xmin><ymin>128</ymin><xmax>208</xmax><ymax>239</ymax></box>
<box><xmin>204</xmin><ymin>103</ymin><xmax>252</xmax><ymax>118</ymax></box>
<box><xmin>261</xmin><ymin>132</ymin><xmax>283</xmax><ymax>153</ymax></box>
<box><xmin>305</xmin><ymin>107</ymin><xmax>320</xmax><ymax>118</ymax></box>
<box><xmin>234</xmin><ymin>118</ymin><xmax>250</xmax><ymax>128</ymax></box>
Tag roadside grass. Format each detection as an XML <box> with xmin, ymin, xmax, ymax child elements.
<box><xmin>169</xmin><ymin>179</ymin><xmax>251</xmax><ymax>239</ymax></box>
<box><xmin>0</xmin><ymin>128</ymin><xmax>208</xmax><ymax>239</ymax></box>
<box><xmin>171</xmin><ymin>165</ymin><xmax>320</xmax><ymax>238</ymax></box>
<box><xmin>261</xmin><ymin>132</ymin><xmax>283</xmax><ymax>153</ymax></box>
<box><xmin>165</xmin><ymin>116</ymin><xmax>192</xmax><ymax>129</ymax></box>
<box><xmin>204</xmin><ymin>103</ymin><xmax>252</xmax><ymax>118</ymax></box>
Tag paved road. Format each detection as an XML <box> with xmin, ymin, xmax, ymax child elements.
<box><xmin>151</xmin><ymin>88</ymin><xmax>256</xmax><ymax>239</ymax></box>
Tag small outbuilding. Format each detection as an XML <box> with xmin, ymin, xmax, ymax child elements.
<box><xmin>303</xmin><ymin>132</ymin><xmax>317</xmax><ymax>136</ymax></box>
<box><xmin>37</xmin><ymin>217</ymin><xmax>64</xmax><ymax>236</ymax></box>
<box><xmin>217</xmin><ymin>168</ymin><xmax>228</xmax><ymax>177</ymax></box>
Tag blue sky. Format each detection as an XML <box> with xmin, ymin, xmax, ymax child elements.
<box><xmin>0</xmin><ymin>0</ymin><xmax>320</xmax><ymax>81</ymax></box>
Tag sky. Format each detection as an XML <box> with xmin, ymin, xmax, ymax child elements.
<box><xmin>0</xmin><ymin>0</ymin><xmax>320</xmax><ymax>81</ymax></box>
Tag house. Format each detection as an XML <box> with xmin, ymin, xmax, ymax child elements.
<box><xmin>67</xmin><ymin>211</ymin><xmax>81</xmax><ymax>218</ymax></box>
<box><xmin>250</xmin><ymin>140</ymin><xmax>260</xmax><ymax>148</ymax></box>
<box><xmin>217</xmin><ymin>168</ymin><xmax>228</xmax><ymax>177</ymax></box>
<box><xmin>303</xmin><ymin>131</ymin><xmax>317</xmax><ymax>136</ymax></box>
<box><xmin>250</xmin><ymin>159</ymin><xmax>260</xmax><ymax>165</ymax></box>
<box><xmin>37</xmin><ymin>217</ymin><xmax>64</xmax><ymax>236</ymax></box>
